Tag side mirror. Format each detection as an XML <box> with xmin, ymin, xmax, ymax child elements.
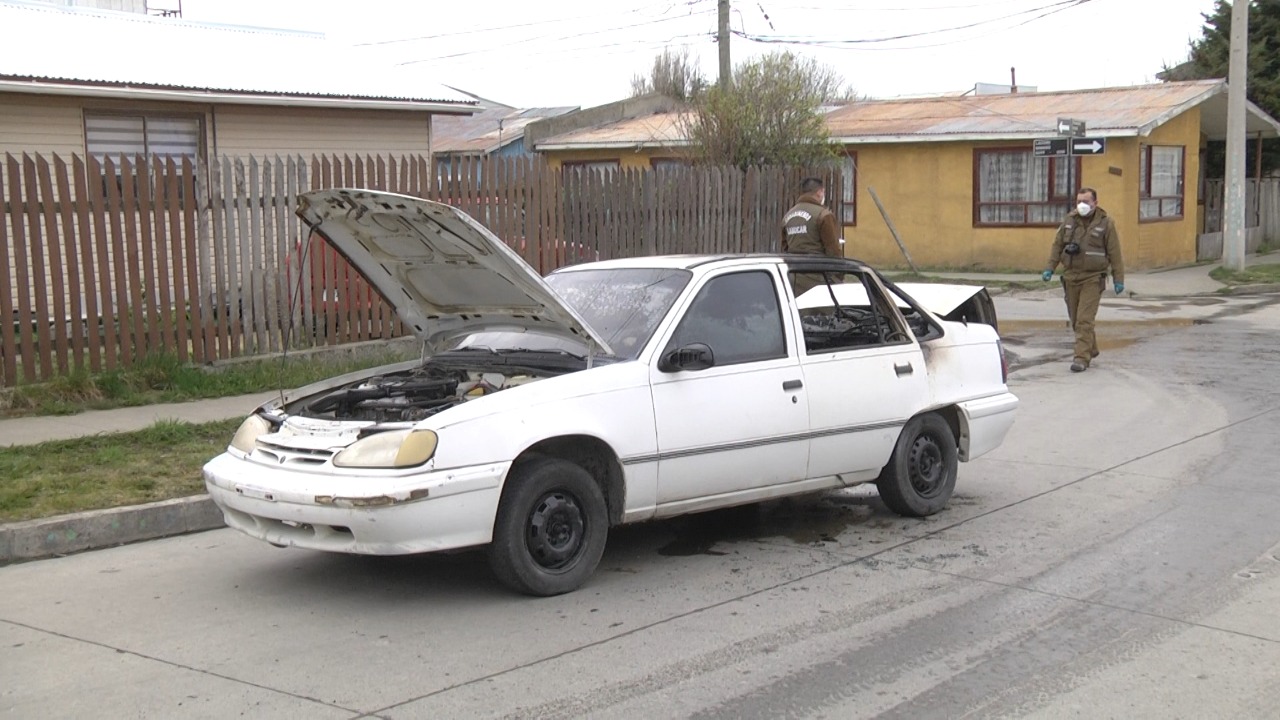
<box><xmin>658</xmin><ymin>343</ymin><xmax>715</xmax><ymax>373</ymax></box>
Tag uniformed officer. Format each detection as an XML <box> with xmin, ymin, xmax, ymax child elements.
<box><xmin>1041</xmin><ymin>187</ymin><xmax>1125</xmax><ymax>372</ymax></box>
<box><xmin>782</xmin><ymin>177</ymin><xmax>842</xmax><ymax>296</ymax></box>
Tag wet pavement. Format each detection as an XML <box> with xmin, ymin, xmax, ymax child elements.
<box><xmin>994</xmin><ymin>290</ymin><xmax>1280</xmax><ymax>371</ymax></box>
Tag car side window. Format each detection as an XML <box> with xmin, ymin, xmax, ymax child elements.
<box><xmin>792</xmin><ymin>270</ymin><xmax>912</xmax><ymax>353</ymax></box>
<box><xmin>666</xmin><ymin>271</ymin><xmax>787</xmax><ymax>366</ymax></box>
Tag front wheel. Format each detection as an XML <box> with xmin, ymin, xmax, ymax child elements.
<box><xmin>488</xmin><ymin>457</ymin><xmax>608</xmax><ymax>596</ymax></box>
<box><xmin>876</xmin><ymin>413</ymin><xmax>958</xmax><ymax>517</ymax></box>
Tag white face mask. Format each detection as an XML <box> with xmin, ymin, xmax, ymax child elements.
<box><xmin>1077</xmin><ymin>201</ymin><xmax>1094</xmax><ymax>216</ymax></box>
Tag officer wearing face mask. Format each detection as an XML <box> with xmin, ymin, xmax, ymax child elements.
<box><xmin>1041</xmin><ymin>187</ymin><xmax>1125</xmax><ymax>372</ymax></box>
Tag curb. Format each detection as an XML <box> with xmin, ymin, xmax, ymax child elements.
<box><xmin>1217</xmin><ymin>282</ymin><xmax>1280</xmax><ymax>296</ymax></box>
<box><xmin>0</xmin><ymin>495</ymin><xmax>224</xmax><ymax>565</ymax></box>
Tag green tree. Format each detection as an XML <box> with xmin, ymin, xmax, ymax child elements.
<box><xmin>630</xmin><ymin>48</ymin><xmax>707</xmax><ymax>101</ymax></box>
<box><xmin>683</xmin><ymin>51</ymin><xmax>850</xmax><ymax>168</ymax></box>
<box><xmin>1164</xmin><ymin>0</ymin><xmax>1280</xmax><ymax>175</ymax></box>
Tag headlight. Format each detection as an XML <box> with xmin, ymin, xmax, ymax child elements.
<box><xmin>333</xmin><ymin>429</ymin><xmax>438</xmax><ymax>469</ymax></box>
<box><xmin>230</xmin><ymin>415</ymin><xmax>271</xmax><ymax>454</ymax></box>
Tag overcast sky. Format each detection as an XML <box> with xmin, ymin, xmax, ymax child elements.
<box><xmin>168</xmin><ymin>0</ymin><xmax>1222</xmax><ymax>108</ymax></box>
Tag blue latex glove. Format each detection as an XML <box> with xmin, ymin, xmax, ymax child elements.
<box><xmin>1041</xmin><ymin>270</ymin><xmax>1053</xmax><ymax>282</ymax></box>
<box><xmin>1114</xmin><ymin>282</ymin><xmax>1125</xmax><ymax>295</ymax></box>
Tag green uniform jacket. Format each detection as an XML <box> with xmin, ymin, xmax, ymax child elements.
<box><xmin>1045</xmin><ymin>206</ymin><xmax>1125</xmax><ymax>283</ymax></box>
<box><xmin>781</xmin><ymin>192</ymin><xmax>841</xmax><ymax>257</ymax></box>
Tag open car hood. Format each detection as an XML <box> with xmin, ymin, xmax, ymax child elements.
<box><xmin>296</xmin><ymin>189</ymin><xmax>613</xmax><ymax>355</ymax></box>
<box><xmin>797</xmin><ymin>281</ymin><xmax>985</xmax><ymax>316</ymax></box>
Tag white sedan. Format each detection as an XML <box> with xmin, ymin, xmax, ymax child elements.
<box><xmin>204</xmin><ymin>189</ymin><xmax>1018</xmax><ymax>596</ymax></box>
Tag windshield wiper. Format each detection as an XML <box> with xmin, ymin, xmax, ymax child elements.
<box><xmin>494</xmin><ymin>348</ymin><xmax>586</xmax><ymax>361</ymax></box>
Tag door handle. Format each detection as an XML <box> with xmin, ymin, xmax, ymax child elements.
<box><xmin>782</xmin><ymin>379</ymin><xmax>803</xmax><ymax>391</ymax></box>
<box><xmin>894</xmin><ymin>362</ymin><xmax>914</xmax><ymax>376</ymax></box>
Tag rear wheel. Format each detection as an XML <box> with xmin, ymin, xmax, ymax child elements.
<box><xmin>488</xmin><ymin>457</ymin><xmax>608</xmax><ymax>596</ymax></box>
<box><xmin>876</xmin><ymin>413</ymin><xmax>958</xmax><ymax>517</ymax></box>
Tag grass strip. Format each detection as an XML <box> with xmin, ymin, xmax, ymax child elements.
<box><xmin>0</xmin><ymin>418</ymin><xmax>240</xmax><ymax>523</ymax></box>
<box><xmin>1209</xmin><ymin>263</ymin><xmax>1280</xmax><ymax>285</ymax></box>
<box><xmin>1</xmin><ymin>345</ymin><xmax>414</xmax><ymax>419</ymax></box>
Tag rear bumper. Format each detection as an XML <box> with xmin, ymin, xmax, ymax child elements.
<box><xmin>956</xmin><ymin>392</ymin><xmax>1019</xmax><ymax>461</ymax></box>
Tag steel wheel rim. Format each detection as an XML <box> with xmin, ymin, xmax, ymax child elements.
<box><xmin>525</xmin><ymin>491</ymin><xmax>586</xmax><ymax>571</ymax></box>
<box><xmin>908</xmin><ymin>435</ymin><xmax>946</xmax><ymax>498</ymax></box>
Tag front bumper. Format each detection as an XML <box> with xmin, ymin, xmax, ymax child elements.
<box><xmin>202</xmin><ymin>452</ymin><xmax>508</xmax><ymax>555</ymax></box>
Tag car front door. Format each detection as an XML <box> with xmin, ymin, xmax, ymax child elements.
<box><xmin>790</xmin><ymin>268</ymin><xmax>928</xmax><ymax>481</ymax></box>
<box><xmin>650</xmin><ymin>268</ymin><xmax>810</xmax><ymax>506</ymax></box>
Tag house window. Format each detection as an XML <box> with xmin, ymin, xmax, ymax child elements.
<box><xmin>563</xmin><ymin>160</ymin><xmax>619</xmax><ymax>177</ymax></box>
<box><xmin>650</xmin><ymin>157</ymin><xmax>688</xmax><ymax>172</ymax></box>
<box><xmin>839</xmin><ymin>152</ymin><xmax>857</xmax><ymax>226</ymax></box>
<box><xmin>1139</xmin><ymin>145</ymin><xmax>1184</xmax><ymax>221</ymax></box>
<box><xmin>84</xmin><ymin>112</ymin><xmax>201</xmax><ymax>164</ymax></box>
<box><xmin>974</xmin><ymin>148</ymin><xmax>1078</xmax><ymax>226</ymax></box>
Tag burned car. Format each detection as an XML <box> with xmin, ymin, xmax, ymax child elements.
<box><xmin>203</xmin><ymin>189</ymin><xmax>1018</xmax><ymax>596</ymax></box>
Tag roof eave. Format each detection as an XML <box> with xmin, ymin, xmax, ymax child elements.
<box><xmin>1134</xmin><ymin>80</ymin><xmax>1226</xmax><ymax>136</ymax></box>
<box><xmin>536</xmin><ymin>140</ymin><xmax>693</xmax><ymax>151</ymax></box>
<box><xmin>1244</xmin><ymin>99</ymin><xmax>1280</xmax><ymax>137</ymax></box>
<box><xmin>829</xmin><ymin>130</ymin><xmax>1142</xmax><ymax>144</ymax></box>
<box><xmin>0</xmin><ymin>78</ymin><xmax>479</xmax><ymax>114</ymax></box>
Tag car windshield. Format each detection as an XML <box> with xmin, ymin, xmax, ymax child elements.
<box><xmin>450</xmin><ymin>267</ymin><xmax>691</xmax><ymax>362</ymax></box>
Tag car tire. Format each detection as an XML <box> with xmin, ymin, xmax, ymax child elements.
<box><xmin>488</xmin><ymin>457</ymin><xmax>608</xmax><ymax>596</ymax></box>
<box><xmin>876</xmin><ymin>413</ymin><xmax>958</xmax><ymax>518</ymax></box>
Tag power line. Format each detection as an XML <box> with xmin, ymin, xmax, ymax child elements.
<box><xmin>732</xmin><ymin>0</ymin><xmax>1091</xmax><ymax>46</ymax></box>
<box><xmin>359</xmin><ymin>1</ymin><xmax>683</xmax><ymax>46</ymax></box>
<box><xmin>425</xmin><ymin>33</ymin><xmax>713</xmax><ymax>68</ymax></box>
<box><xmin>396</xmin><ymin>8</ymin><xmax>715</xmax><ymax>65</ymax></box>
<box><xmin>763</xmin><ymin>0</ymin><xmax>1049</xmax><ymax>12</ymax></box>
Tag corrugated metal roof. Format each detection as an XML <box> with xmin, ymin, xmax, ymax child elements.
<box><xmin>536</xmin><ymin>111</ymin><xmax>690</xmax><ymax>150</ymax></box>
<box><xmin>433</xmin><ymin>91</ymin><xmax>577</xmax><ymax>154</ymax></box>
<box><xmin>533</xmin><ymin>81</ymin><xmax>1280</xmax><ymax>149</ymax></box>
<box><xmin>824</xmin><ymin>80</ymin><xmax>1225</xmax><ymax>140</ymax></box>
<box><xmin>0</xmin><ymin>0</ymin><xmax>474</xmax><ymax>107</ymax></box>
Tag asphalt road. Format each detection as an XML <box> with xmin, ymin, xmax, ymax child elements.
<box><xmin>3</xmin><ymin>292</ymin><xmax>1280</xmax><ymax>719</ymax></box>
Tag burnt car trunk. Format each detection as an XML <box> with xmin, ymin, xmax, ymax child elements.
<box><xmin>936</xmin><ymin>288</ymin><xmax>998</xmax><ymax>332</ymax></box>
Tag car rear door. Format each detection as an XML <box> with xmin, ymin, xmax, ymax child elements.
<box><xmin>790</xmin><ymin>268</ymin><xmax>928</xmax><ymax>481</ymax></box>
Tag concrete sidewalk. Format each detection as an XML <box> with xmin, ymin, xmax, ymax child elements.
<box><xmin>2</xmin><ymin>253</ymin><xmax>1277</xmax><ymax>565</ymax></box>
<box><xmin>0</xmin><ymin>391</ymin><xmax>279</xmax><ymax>448</ymax></box>
<box><xmin>0</xmin><ymin>391</ymin><xmax>277</xmax><ymax>565</ymax></box>
<box><xmin>914</xmin><ymin>251</ymin><xmax>1276</xmax><ymax>298</ymax></box>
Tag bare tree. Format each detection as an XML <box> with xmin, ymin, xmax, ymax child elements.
<box><xmin>631</xmin><ymin>48</ymin><xmax>708</xmax><ymax>101</ymax></box>
<box><xmin>682</xmin><ymin>51</ymin><xmax>849</xmax><ymax>168</ymax></box>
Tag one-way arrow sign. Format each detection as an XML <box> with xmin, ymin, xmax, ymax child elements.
<box><xmin>1070</xmin><ymin>137</ymin><xmax>1106</xmax><ymax>155</ymax></box>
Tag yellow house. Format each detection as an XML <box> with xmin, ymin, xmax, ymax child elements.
<box><xmin>534</xmin><ymin>81</ymin><xmax>1280</xmax><ymax>270</ymax></box>
<box><xmin>826</xmin><ymin>80</ymin><xmax>1280</xmax><ymax>270</ymax></box>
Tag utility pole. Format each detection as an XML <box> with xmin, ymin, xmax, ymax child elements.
<box><xmin>718</xmin><ymin>0</ymin><xmax>731</xmax><ymax>87</ymax></box>
<box><xmin>1224</xmin><ymin>0</ymin><xmax>1249</xmax><ymax>272</ymax></box>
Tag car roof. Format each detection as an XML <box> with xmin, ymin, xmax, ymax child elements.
<box><xmin>550</xmin><ymin>253</ymin><xmax>875</xmax><ymax>274</ymax></box>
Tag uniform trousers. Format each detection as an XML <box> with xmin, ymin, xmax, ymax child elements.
<box><xmin>1061</xmin><ymin>271</ymin><xmax>1106</xmax><ymax>365</ymax></box>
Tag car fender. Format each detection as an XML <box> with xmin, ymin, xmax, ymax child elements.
<box><xmin>420</xmin><ymin>362</ymin><xmax>659</xmax><ymax>513</ymax></box>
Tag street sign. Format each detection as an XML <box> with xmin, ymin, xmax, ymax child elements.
<box><xmin>1033</xmin><ymin>138</ymin><xmax>1070</xmax><ymax>157</ymax></box>
<box><xmin>1070</xmin><ymin>137</ymin><xmax>1107</xmax><ymax>155</ymax></box>
<box><xmin>1057</xmin><ymin>117</ymin><xmax>1086</xmax><ymax>137</ymax></box>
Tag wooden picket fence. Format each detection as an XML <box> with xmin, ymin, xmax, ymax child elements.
<box><xmin>1200</xmin><ymin>178</ymin><xmax>1280</xmax><ymax>260</ymax></box>
<box><xmin>2</xmin><ymin>152</ymin><xmax>839</xmax><ymax>388</ymax></box>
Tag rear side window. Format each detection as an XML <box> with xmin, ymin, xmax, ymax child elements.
<box><xmin>792</xmin><ymin>270</ymin><xmax>912</xmax><ymax>353</ymax></box>
<box><xmin>667</xmin><ymin>271</ymin><xmax>787</xmax><ymax>366</ymax></box>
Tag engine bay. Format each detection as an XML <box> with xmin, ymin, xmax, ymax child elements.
<box><xmin>295</xmin><ymin>363</ymin><xmax>549</xmax><ymax>423</ymax></box>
